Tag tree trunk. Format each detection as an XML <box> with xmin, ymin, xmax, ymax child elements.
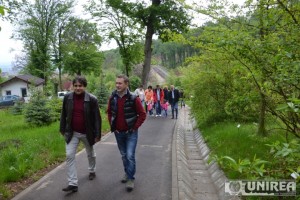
<box><xmin>258</xmin><ymin>91</ymin><xmax>267</xmax><ymax>136</ymax></box>
<box><xmin>142</xmin><ymin>24</ymin><xmax>154</xmax><ymax>87</ymax></box>
<box><xmin>257</xmin><ymin>1</ymin><xmax>267</xmax><ymax>136</ymax></box>
<box><xmin>58</xmin><ymin>67</ymin><xmax>62</xmax><ymax>90</ymax></box>
<box><xmin>125</xmin><ymin>63</ymin><xmax>130</xmax><ymax>78</ymax></box>
<box><xmin>141</xmin><ymin>0</ymin><xmax>161</xmax><ymax>87</ymax></box>
<box><xmin>58</xmin><ymin>28</ymin><xmax>63</xmax><ymax>91</ymax></box>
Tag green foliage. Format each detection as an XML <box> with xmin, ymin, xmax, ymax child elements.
<box><xmin>62</xmin><ymin>17</ymin><xmax>103</xmax><ymax>76</ymax></box>
<box><xmin>43</xmin><ymin>78</ymin><xmax>57</xmax><ymax>98</ymax></box>
<box><xmin>152</xmin><ymin>39</ymin><xmax>197</xmax><ymax>68</ymax></box>
<box><xmin>24</xmin><ymin>91</ymin><xmax>52</xmax><ymax>126</ymax></box>
<box><xmin>129</xmin><ymin>75</ymin><xmax>141</xmax><ymax>91</ymax></box>
<box><xmin>0</xmin><ymin>5</ymin><xmax>5</xmax><ymax>16</ymax></box>
<box><xmin>86</xmin><ymin>73</ymin><xmax>100</xmax><ymax>94</ymax></box>
<box><xmin>47</xmin><ymin>97</ymin><xmax>63</xmax><ymax>122</ymax></box>
<box><xmin>0</xmin><ymin>110</ymin><xmax>64</xmax><ymax>199</ymax></box>
<box><xmin>276</xmin><ymin>98</ymin><xmax>300</xmax><ymax>114</ymax></box>
<box><xmin>10</xmin><ymin>100</ymin><xmax>25</xmax><ymax>115</ymax></box>
<box><xmin>180</xmin><ymin>57</ymin><xmax>238</xmax><ymax>125</ymax></box>
<box><xmin>100</xmin><ymin>109</ymin><xmax>110</xmax><ymax>133</ymax></box>
<box><xmin>7</xmin><ymin>0</ymin><xmax>75</xmax><ymax>82</ymax></box>
<box><xmin>104</xmin><ymin>71</ymin><xmax>119</xmax><ymax>92</ymax></box>
<box><xmin>178</xmin><ymin>0</ymin><xmax>300</xmax><ymax>137</ymax></box>
<box><xmin>210</xmin><ymin>155</ymin><xmax>269</xmax><ymax>179</ymax></box>
<box><xmin>266</xmin><ymin>140</ymin><xmax>300</xmax><ymax>180</ymax></box>
<box><xmin>166</xmin><ymin>70</ymin><xmax>182</xmax><ymax>88</ymax></box>
<box><xmin>86</xmin><ymin>72</ymin><xmax>110</xmax><ymax>109</ymax></box>
<box><xmin>95</xmin><ymin>83</ymin><xmax>109</xmax><ymax>109</ymax></box>
<box><xmin>104</xmin><ymin>0</ymin><xmax>191</xmax><ymax>85</ymax></box>
<box><xmin>102</xmin><ymin>49</ymin><xmax>123</xmax><ymax>71</ymax></box>
<box><xmin>202</xmin><ymin>122</ymin><xmax>298</xmax><ymax>181</ymax></box>
<box><xmin>0</xmin><ymin>107</ymin><xmax>110</xmax><ymax>199</ymax></box>
<box><xmin>105</xmin><ymin>0</ymin><xmax>191</xmax><ymax>38</ymax></box>
<box><xmin>210</xmin><ymin>139</ymin><xmax>300</xmax><ymax>195</ymax></box>
<box><xmin>0</xmin><ymin>5</ymin><xmax>8</xmax><ymax>31</ymax></box>
<box><xmin>86</xmin><ymin>0</ymin><xmax>144</xmax><ymax>77</ymax></box>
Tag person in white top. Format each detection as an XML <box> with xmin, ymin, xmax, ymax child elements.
<box><xmin>134</xmin><ymin>85</ymin><xmax>145</xmax><ymax>108</ymax></box>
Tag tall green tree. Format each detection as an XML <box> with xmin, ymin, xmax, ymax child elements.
<box><xmin>105</xmin><ymin>0</ymin><xmax>190</xmax><ymax>87</ymax></box>
<box><xmin>152</xmin><ymin>37</ymin><xmax>198</xmax><ymax>68</ymax></box>
<box><xmin>102</xmin><ymin>49</ymin><xmax>123</xmax><ymax>70</ymax></box>
<box><xmin>7</xmin><ymin>0</ymin><xmax>74</xmax><ymax>84</ymax></box>
<box><xmin>51</xmin><ymin>2</ymin><xmax>74</xmax><ymax>90</ymax></box>
<box><xmin>181</xmin><ymin>0</ymin><xmax>300</xmax><ymax>137</ymax></box>
<box><xmin>61</xmin><ymin>18</ymin><xmax>103</xmax><ymax>75</ymax></box>
<box><xmin>87</xmin><ymin>0</ymin><xmax>144</xmax><ymax>77</ymax></box>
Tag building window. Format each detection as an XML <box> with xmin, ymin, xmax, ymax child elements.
<box><xmin>21</xmin><ymin>88</ymin><xmax>27</xmax><ymax>97</ymax></box>
<box><xmin>6</xmin><ymin>91</ymin><xmax>11</xmax><ymax>95</ymax></box>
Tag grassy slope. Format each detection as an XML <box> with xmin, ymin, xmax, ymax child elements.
<box><xmin>201</xmin><ymin>122</ymin><xmax>287</xmax><ymax>178</ymax></box>
<box><xmin>0</xmin><ymin>109</ymin><xmax>110</xmax><ymax>198</ymax></box>
<box><xmin>201</xmin><ymin>122</ymin><xmax>300</xmax><ymax>199</ymax></box>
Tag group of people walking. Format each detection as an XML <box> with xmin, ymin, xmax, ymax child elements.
<box><xmin>59</xmin><ymin>74</ymin><xmax>184</xmax><ymax>194</ymax></box>
<box><xmin>135</xmin><ymin>84</ymin><xmax>184</xmax><ymax>119</ymax></box>
<box><xmin>60</xmin><ymin>75</ymin><xmax>146</xmax><ymax>193</ymax></box>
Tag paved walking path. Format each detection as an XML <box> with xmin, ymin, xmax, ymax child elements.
<box><xmin>12</xmin><ymin>113</ymin><xmax>175</xmax><ymax>200</ymax></box>
<box><xmin>12</xmin><ymin>107</ymin><xmax>230</xmax><ymax>200</ymax></box>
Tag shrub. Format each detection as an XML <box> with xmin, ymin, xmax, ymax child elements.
<box><xmin>47</xmin><ymin>97</ymin><xmax>63</xmax><ymax>122</ymax></box>
<box><xmin>129</xmin><ymin>75</ymin><xmax>141</xmax><ymax>91</ymax></box>
<box><xmin>24</xmin><ymin>91</ymin><xmax>52</xmax><ymax>126</ymax></box>
<box><xmin>95</xmin><ymin>83</ymin><xmax>109</xmax><ymax>109</ymax></box>
<box><xmin>11</xmin><ymin>100</ymin><xmax>25</xmax><ymax>115</ymax></box>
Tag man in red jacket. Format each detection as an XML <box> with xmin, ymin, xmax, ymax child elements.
<box><xmin>107</xmin><ymin>74</ymin><xmax>146</xmax><ymax>192</ymax></box>
<box><xmin>153</xmin><ymin>84</ymin><xmax>164</xmax><ymax>116</ymax></box>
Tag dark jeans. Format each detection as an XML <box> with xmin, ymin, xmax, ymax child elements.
<box><xmin>180</xmin><ymin>99</ymin><xmax>185</xmax><ymax>108</ymax></box>
<box><xmin>155</xmin><ymin>102</ymin><xmax>161</xmax><ymax>115</ymax></box>
<box><xmin>170</xmin><ymin>102</ymin><xmax>178</xmax><ymax>118</ymax></box>
<box><xmin>114</xmin><ymin>130</ymin><xmax>138</xmax><ymax>180</ymax></box>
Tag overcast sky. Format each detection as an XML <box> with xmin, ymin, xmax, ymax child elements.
<box><xmin>0</xmin><ymin>0</ymin><xmax>244</xmax><ymax>71</ymax></box>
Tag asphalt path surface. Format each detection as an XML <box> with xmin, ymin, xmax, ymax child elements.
<box><xmin>13</xmin><ymin>114</ymin><xmax>176</xmax><ymax>200</ymax></box>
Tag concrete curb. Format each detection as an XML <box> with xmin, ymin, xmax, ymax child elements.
<box><xmin>172</xmin><ymin>107</ymin><xmax>240</xmax><ymax>200</ymax></box>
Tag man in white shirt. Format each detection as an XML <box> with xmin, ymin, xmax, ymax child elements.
<box><xmin>134</xmin><ymin>85</ymin><xmax>145</xmax><ymax>108</ymax></box>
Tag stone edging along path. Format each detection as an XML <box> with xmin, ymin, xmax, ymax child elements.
<box><xmin>172</xmin><ymin>107</ymin><xmax>240</xmax><ymax>200</ymax></box>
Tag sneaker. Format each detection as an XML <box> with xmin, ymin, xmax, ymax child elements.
<box><xmin>89</xmin><ymin>172</ymin><xmax>96</xmax><ymax>180</ymax></box>
<box><xmin>62</xmin><ymin>185</ymin><xmax>78</xmax><ymax>192</ymax></box>
<box><xmin>121</xmin><ymin>174</ymin><xmax>128</xmax><ymax>183</ymax></box>
<box><xmin>126</xmin><ymin>179</ymin><xmax>134</xmax><ymax>191</ymax></box>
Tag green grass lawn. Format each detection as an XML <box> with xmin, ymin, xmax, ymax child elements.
<box><xmin>201</xmin><ymin>122</ymin><xmax>300</xmax><ymax>198</ymax></box>
<box><xmin>201</xmin><ymin>122</ymin><xmax>286</xmax><ymax>162</ymax></box>
<box><xmin>0</xmin><ymin>109</ymin><xmax>110</xmax><ymax>199</ymax></box>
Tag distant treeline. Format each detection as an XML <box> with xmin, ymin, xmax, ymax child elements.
<box><xmin>102</xmin><ymin>38</ymin><xmax>199</xmax><ymax>70</ymax></box>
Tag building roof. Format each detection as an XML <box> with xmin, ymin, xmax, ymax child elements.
<box><xmin>62</xmin><ymin>81</ymin><xmax>72</xmax><ymax>91</ymax></box>
<box><xmin>0</xmin><ymin>74</ymin><xmax>45</xmax><ymax>87</ymax></box>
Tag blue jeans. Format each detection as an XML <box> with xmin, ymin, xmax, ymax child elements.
<box><xmin>170</xmin><ymin>102</ymin><xmax>179</xmax><ymax>118</ymax></box>
<box><xmin>155</xmin><ymin>102</ymin><xmax>161</xmax><ymax>115</ymax></box>
<box><xmin>114</xmin><ymin>130</ymin><xmax>138</xmax><ymax>180</ymax></box>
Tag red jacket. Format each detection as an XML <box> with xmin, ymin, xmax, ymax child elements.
<box><xmin>153</xmin><ymin>88</ymin><xmax>164</xmax><ymax>104</ymax></box>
